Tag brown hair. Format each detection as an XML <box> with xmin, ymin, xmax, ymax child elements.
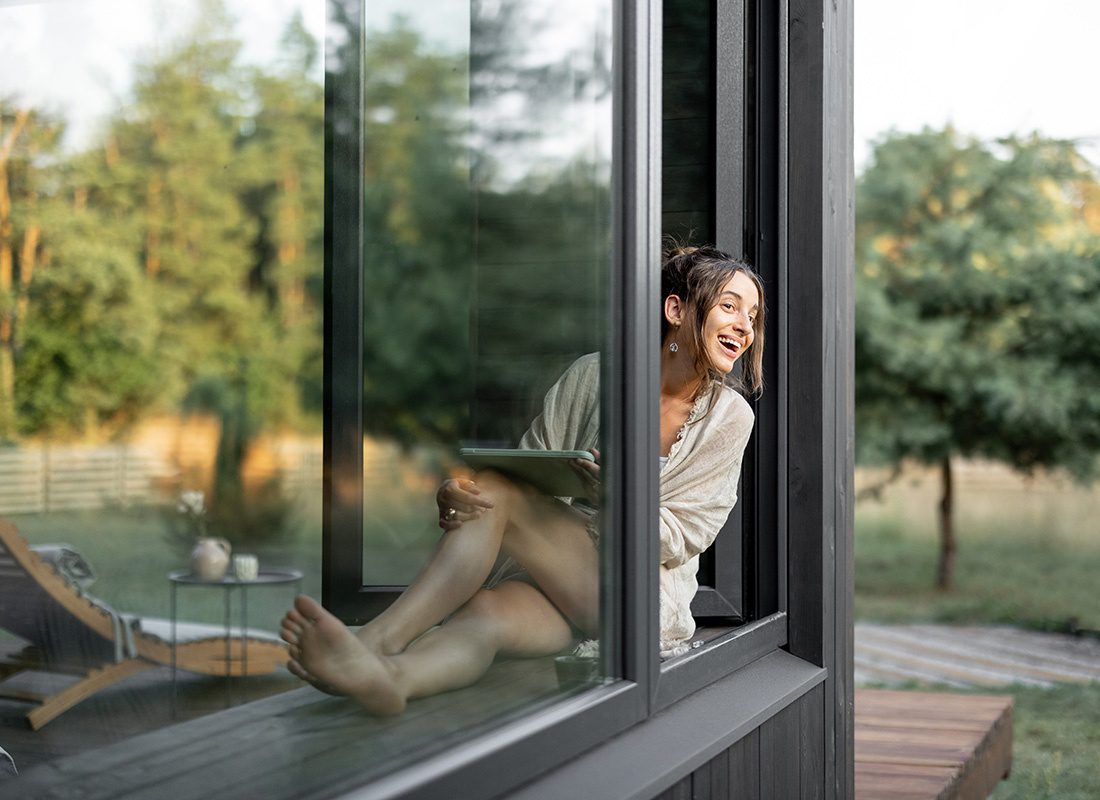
<box><xmin>661</xmin><ymin>243</ymin><xmax>765</xmax><ymax>398</ymax></box>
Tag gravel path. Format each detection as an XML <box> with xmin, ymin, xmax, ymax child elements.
<box><xmin>854</xmin><ymin>623</ymin><xmax>1100</xmax><ymax>689</ymax></box>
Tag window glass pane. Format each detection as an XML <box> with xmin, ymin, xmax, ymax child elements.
<box><xmin>355</xmin><ymin>0</ymin><xmax>615</xmax><ymax>726</ymax></box>
<box><xmin>0</xmin><ymin>0</ymin><xmax>323</xmax><ymax>777</ymax></box>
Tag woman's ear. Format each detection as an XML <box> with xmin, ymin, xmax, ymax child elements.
<box><xmin>663</xmin><ymin>294</ymin><xmax>684</xmax><ymax>328</ymax></box>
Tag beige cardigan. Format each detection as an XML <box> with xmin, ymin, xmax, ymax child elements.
<box><xmin>519</xmin><ymin>353</ymin><xmax>755</xmax><ymax>657</ymax></box>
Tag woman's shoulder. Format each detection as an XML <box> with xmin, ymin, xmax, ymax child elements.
<box><xmin>557</xmin><ymin>352</ymin><xmax>601</xmax><ymax>387</ymax></box>
<box><xmin>711</xmin><ymin>382</ymin><xmax>755</xmax><ymax>430</ymax></box>
<box><xmin>571</xmin><ymin>351</ymin><xmax>601</xmax><ymax>373</ymax></box>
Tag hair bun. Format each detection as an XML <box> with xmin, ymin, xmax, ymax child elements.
<box><xmin>662</xmin><ymin>239</ymin><xmax>700</xmax><ymax>260</ymax></box>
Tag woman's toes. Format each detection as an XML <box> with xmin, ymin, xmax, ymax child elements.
<box><xmin>287</xmin><ymin>658</ymin><xmax>314</xmax><ymax>683</ymax></box>
<box><xmin>294</xmin><ymin>594</ymin><xmax>324</xmax><ymax>620</ymax></box>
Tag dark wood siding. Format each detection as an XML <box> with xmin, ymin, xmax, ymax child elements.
<box><xmin>644</xmin><ymin>683</ymin><xmax>825</xmax><ymax>799</ymax></box>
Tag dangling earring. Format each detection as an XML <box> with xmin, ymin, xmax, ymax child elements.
<box><xmin>669</xmin><ymin>341</ymin><xmax>679</xmax><ymax>353</ymax></box>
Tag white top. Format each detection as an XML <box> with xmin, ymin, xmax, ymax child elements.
<box><xmin>519</xmin><ymin>353</ymin><xmax>755</xmax><ymax>657</ymax></box>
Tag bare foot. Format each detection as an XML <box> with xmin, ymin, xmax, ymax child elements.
<box><xmin>354</xmin><ymin>621</ymin><xmax>402</xmax><ymax>656</ymax></box>
<box><xmin>282</xmin><ymin>607</ymin><xmax>344</xmax><ymax>695</ymax></box>
<box><xmin>290</xmin><ymin>595</ymin><xmax>407</xmax><ymax>715</ymax></box>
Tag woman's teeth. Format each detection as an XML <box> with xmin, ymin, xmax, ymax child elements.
<box><xmin>718</xmin><ymin>336</ymin><xmax>740</xmax><ymax>354</ymax></box>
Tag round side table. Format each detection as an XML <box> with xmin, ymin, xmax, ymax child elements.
<box><xmin>168</xmin><ymin>568</ymin><xmax>303</xmax><ymax>716</ymax></box>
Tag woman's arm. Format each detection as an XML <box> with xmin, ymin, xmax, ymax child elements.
<box><xmin>659</xmin><ymin>396</ymin><xmax>754</xmax><ymax>569</ymax></box>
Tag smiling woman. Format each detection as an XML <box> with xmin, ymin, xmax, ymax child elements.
<box><xmin>282</xmin><ymin>244</ymin><xmax>763</xmax><ymax>707</ymax></box>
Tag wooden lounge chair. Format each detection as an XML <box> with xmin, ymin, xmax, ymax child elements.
<box><xmin>0</xmin><ymin>520</ymin><xmax>289</xmax><ymax>730</ymax></box>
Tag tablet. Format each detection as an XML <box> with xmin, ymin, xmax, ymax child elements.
<box><xmin>458</xmin><ymin>448</ymin><xmax>595</xmax><ymax>497</ymax></box>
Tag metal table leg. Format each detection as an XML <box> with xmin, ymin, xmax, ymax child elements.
<box><xmin>171</xmin><ymin>581</ymin><xmax>178</xmax><ymax>718</ymax></box>
<box><xmin>241</xmin><ymin>582</ymin><xmax>248</xmax><ymax>684</ymax></box>
<box><xmin>223</xmin><ymin>584</ymin><xmax>231</xmax><ymax>708</ymax></box>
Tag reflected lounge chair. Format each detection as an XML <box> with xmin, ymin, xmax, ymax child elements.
<box><xmin>0</xmin><ymin>520</ymin><xmax>288</xmax><ymax>729</ymax></box>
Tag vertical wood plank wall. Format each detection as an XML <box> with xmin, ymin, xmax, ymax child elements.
<box><xmin>662</xmin><ymin>0</ymin><xmax>715</xmax><ymax>245</ymax></box>
<box><xmin>651</xmin><ymin>684</ymin><xmax>825</xmax><ymax>799</ymax></box>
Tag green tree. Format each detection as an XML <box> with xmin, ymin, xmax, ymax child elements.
<box><xmin>856</xmin><ymin>128</ymin><xmax>1100</xmax><ymax>589</ymax></box>
<box><xmin>15</xmin><ymin>210</ymin><xmax>161</xmax><ymax>437</ymax></box>
<box><xmin>0</xmin><ymin>104</ymin><xmax>64</xmax><ymax>441</ymax></box>
<box><xmin>238</xmin><ymin>11</ymin><xmax>324</xmax><ymax>425</ymax></box>
<box><xmin>352</xmin><ymin>20</ymin><xmax>475</xmax><ymax>446</ymax></box>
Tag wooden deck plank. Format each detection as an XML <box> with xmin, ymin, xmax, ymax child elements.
<box><xmin>855</xmin><ymin>689</ymin><xmax>1013</xmax><ymax>800</ymax></box>
<box><xmin>7</xmin><ymin>656</ymin><xmax>566</xmax><ymax>800</ymax></box>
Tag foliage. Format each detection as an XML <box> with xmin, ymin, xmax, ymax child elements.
<box><xmin>352</xmin><ymin>19</ymin><xmax>475</xmax><ymax>446</ymax></box>
<box><xmin>4</xmin><ymin>0</ymin><xmax>611</xmax><ymax>498</ymax></box>
<box><xmin>856</xmin><ymin>128</ymin><xmax>1100</xmax><ymax>586</ymax></box>
<box><xmin>0</xmin><ymin>2</ymin><xmax>326</xmax><ymax>539</ymax></box>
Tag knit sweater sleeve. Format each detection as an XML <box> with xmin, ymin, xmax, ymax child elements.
<box><xmin>658</xmin><ymin>392</ymin><xmax>754</xmax><ymax>568</ymax></box>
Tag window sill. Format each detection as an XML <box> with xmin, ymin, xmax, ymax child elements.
<box><xmin>509</xmin><ymin>648</ymin><xmax>825</xmax><ymax>800</ymax></box>
<box><xmin>655</xmin><ymin>611</ymin><xmax>787</xmax><ymax>710</ymax></box>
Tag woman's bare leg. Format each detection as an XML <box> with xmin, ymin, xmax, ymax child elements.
<box><xmin>283</xmin><ymin>583</ymin><xmax>573</xmax><ymax>713</ymax></box>
<box><xmin>391</xmin><ymin>581</ymin><xmax>574</xmax><ymax>700</ymax></box>
<box><xmin>359</xmin><ymin>469</ymin><xmax>599</xmax><ymax>654</ymax></box>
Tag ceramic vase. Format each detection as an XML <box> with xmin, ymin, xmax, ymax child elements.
<box><xmin>190</xmin><ymin>537</ymin><xmax>232</xmax><ymax>580</ymax></box>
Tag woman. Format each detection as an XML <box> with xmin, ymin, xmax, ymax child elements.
<box><xmin>280</xmin><ymin>245</ymin><xmax>764</xmax><ymax>715</ymax></box>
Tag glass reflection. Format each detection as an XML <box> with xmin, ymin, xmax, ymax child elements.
<box><xmin>314</xmin><ymin>0</ymin><xmax>614</xmax><ymax>717</ymax></box>
<box><xmin>0</xmin><ymin>0</ymin><xmax>324</xmax><ymax>773</ymax></box>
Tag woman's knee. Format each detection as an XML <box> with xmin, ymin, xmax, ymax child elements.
<box><xmin>458</xmin><ymin>587</ymin><xmax>501</xmax><ymax>618</ymax></box>
<box><xmin>449</xmin><ymin>589</ymin><xmax>508</xmax><ymax>646</ymax></box>
<box><xmin>471</xmin><ymin>468</ymin><xmax>522</xmax><ymax>503</ymax></box>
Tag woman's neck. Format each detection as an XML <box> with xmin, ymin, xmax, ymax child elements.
<box><xmin>660</xmin><ymin>344</ymin><xmax>707</xmax><ymax>404</ymax></box>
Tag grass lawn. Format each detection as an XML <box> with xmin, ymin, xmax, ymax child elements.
<box><xmin>3</xmin><ymin>496</ymin><xmax>440</xmax><ymax>636</ymax></box>
<box><xmin>855</xmin><ymin>461</ymin><xmax>1100</xmax><ymax>631</ymax></box>
<box><xmin>990</xmin><ymin>683</ymin><xmax>1100</xmax><ymax>800</ymax></box>
<box><xmin>855</xmin><ymin>516</ymin><xmax>1100</xmax><ymax>631</ymax></box>
<box><xmin>7</xmin><ymin>507</ymin><xmax>323</xmax><ymax>632</ymax></box>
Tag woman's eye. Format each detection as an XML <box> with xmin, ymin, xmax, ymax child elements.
<box><xmin>722</xmin><ymin>303</ymin><xmax>734</xmax><ymax>311</ymax></box>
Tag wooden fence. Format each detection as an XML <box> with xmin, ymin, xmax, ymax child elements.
<box><xmin>0</xmin><ymin>442</ymin><xmax>324</xmax><ymax>516</ymax></box>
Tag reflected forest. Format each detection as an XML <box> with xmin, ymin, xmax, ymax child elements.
<box><xmin>0</xmin><ymin>0</ymin><xmax>611</xmax><ymax>543</ymax></box>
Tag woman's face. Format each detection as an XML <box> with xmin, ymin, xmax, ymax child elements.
<box><xmin>700</xmin><ymin>271</ymin><xmax>758</xmax><ymax>374</ymax></box>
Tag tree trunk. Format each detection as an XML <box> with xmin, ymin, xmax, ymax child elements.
<box><xmin>16</xmin><ymin>221</ymin><xmax>40</xmax><ymax>341</ymax></box>
<box><xmin>935</xmin><ymin>456</ymin><xmax>956</xmax><ymax>590</ymax></box>
<box><xmin>0</xmin><ymin>109</ymin><xmax>30</xmax><ymax>441</ymax></box>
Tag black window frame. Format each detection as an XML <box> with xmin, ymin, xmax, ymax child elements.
<box><xmin>321</xmin><ymin>0</ymin><xmax>657</xmax><ymax>795</ymax></box>
<box><xmin>320</xmin><ymin>0</ymin><xmax>851</xmax><ymax>795</ymax></box>
<box><xmin>652</xmin><ymin>0</ymin><xmax>787</xmax><ymax>710</ymax></box>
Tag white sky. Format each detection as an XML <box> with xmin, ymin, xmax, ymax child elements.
<box><xmin>0</xmin><ymin>0</ymin><xmax>326</xmax><ymax>149</ymax></box>
<box><xmin>3</xmin><ymin>0</ymin><xmax>1097</xmax><ymax>172</ymax></box>
<box><xmin>856</xmin><ymin>0</ymin><xmax>1100</xmax><ymax>171</ymax></box>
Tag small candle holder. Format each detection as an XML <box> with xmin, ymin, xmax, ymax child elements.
<box><xmin>233</xmin><ymin>554</ymin><xmax>259</xmax><ymax>581</ymax></box>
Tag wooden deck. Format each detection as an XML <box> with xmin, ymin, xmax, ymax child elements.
<box><xmin>3</xmin><ymin>657</ymin><xmax>567</xmax><ymax>799</ymax></box>
<box><xmin>855</xmin><ymin>689</ymin><xmax>1013</xmax><ymax>800</ymax></box>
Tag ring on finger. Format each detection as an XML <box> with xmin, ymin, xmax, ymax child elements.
<box><xmin>444</xmin><ymin>507</ymin><xmax>458</xmax><ymax>521</ymax></box>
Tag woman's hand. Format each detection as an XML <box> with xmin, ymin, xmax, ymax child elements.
<box><xmin>436</xmin><ymin>478</ymin><xmax>495</xmax><ymax>531</ymax></box>
<box><xmin>571</xmin><ymin>448</ymin><xmax>601</xmax><ymax>506</ymax></box>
